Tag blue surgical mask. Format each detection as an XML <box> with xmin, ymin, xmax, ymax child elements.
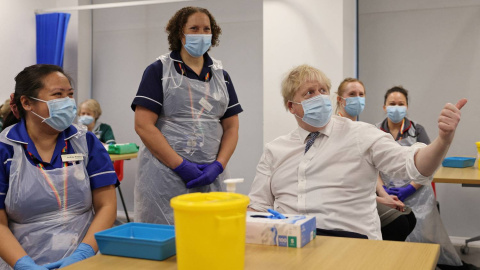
<box><xmin>183</xmin><ymin>34</ymin><xmax>212</xmax><ymax>57</ymax></box>
<box><xmin>342</xmin><ymin>96</ymin><xmax>365</xmax><ymax>117</ymax></box>
<box><xmin>291</xmin><ymin>95</ymin><xmax>332</xmax><ymax>128</ymax></box>
<box><xmin>30</xmin><ymin>96</ymin><xmax>77</xmax><ymax>131</ymax></box>
<box><xmin>386</xmin><ymin>106</ymin><xmax>407</xmax><ymax>123</ymax></box>
<box><xmin>78</xmin><ymin>115</ymin><xmax>94</xmax><ymax>125</ymax></box>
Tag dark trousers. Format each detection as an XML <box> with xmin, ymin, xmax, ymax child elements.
<box><xmin>316</xmin><ymin>228</ymin><xmax>368</xmax><ymax>239</ymax></box>
<box><xmin>381</xmin><ymin>210</ymin><xmax>417</xmax><ymax>241</ymax></box>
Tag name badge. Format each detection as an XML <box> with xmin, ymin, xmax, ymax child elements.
<box><xmin>61</xmin><ymin>154</ymin><xmax>84</xmax><ymax>163</ymax></box>
<box><xmin>199</xmin><ymin>97</ymin><xmax>213</xmax><ymax>112</ymax></box>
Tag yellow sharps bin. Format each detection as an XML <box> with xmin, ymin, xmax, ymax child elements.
<box><xmin>171</xmin><ymin>192</ymin><xmax>249</xmax><ymax>270</ymax></box>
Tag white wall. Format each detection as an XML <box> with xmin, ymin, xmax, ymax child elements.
<box><xmin>263</xmin><ymin>0</ymin><xmax>356</xmax><ymax>144</ymax></box>
<box><xmin>90</xmin><ymin>0</ymin><xmax>263</xmax><ymax>212</ymax></box>
<box><xmin>0</xmin><ymin>0</ymin><xmax>55</xmax><ymax>100</ymax></box>
<box><xmin>0</xmin><ymin>0</ymin><xmax>83</xmax><ymax>101</ymax></box>
<box><xmin>359</xmin><ymin>0</ymin><xmax>480</xmax><ymax>239</ymax></box>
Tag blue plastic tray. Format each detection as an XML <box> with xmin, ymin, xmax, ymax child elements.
<box><xmin>442</xmin><ymin>157</ymin><xmax>476</xmax><ymax>168</ymax></box>
<box><xmin>94</xmin><ymin>223</ymin><xmax>176</xmax><ymax>261</ymax></box>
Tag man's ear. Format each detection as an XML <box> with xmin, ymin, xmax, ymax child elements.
<box><xmin>20</xmin><ymin>96</ymin><xmax>32</xmax><ymax>111</ymax></box>
<box><xmin>287</xmin><ymin>101</ymin><xmax>295</xmax><ymax>114</ymax></box>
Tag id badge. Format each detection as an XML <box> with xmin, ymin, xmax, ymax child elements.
<box><xmin>61</xmin><ymin>154</ymin><xmax>84</xmax><ymax>163</ymax></box>
<box><xmin>199</xmin><ymin>97</ymin><xmax>213</xmax><ymax>112</ymax></box>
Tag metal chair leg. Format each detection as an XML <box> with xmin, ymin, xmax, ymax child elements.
<box><xmin>461</xmin><ymin>235</ymin><xmax>480</xmax><ymax>254</ymax></box>
<box><xmin>117</xmin><ymin>186</ymin><xmax>130</xmax><ymax>222</ymax></box>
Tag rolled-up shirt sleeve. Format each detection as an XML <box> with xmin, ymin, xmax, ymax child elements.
<box><xmin>248</xmin><ymin>148</ymin><xmax>275</xmax><ymax>211</ymax></box>
<box><xmin>367</xmin><ymin>128</ymin><xmax>431</xmax><ymax>185</ymax></box>
<box><xmin>403</xmin><ymin>142</ymin><xmax>432</xmax><ymax>185</ymax></box>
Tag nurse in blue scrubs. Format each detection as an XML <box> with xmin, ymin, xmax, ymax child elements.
<box><xmin>131</xmin><ymin>6</ymin><xmax>243</xmax><ymax>225</ymax></box>
<box><xmin>0</xmin><ymin>65</ymin><xmax>117</xmax><ymax>269</ymax></box>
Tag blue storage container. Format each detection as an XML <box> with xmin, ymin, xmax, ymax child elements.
<box><xmin>442</xmin><ymin>157</ymin><xmax>476</xmax><ymax>168</ymax></box>
<box><xmin>94</xmin><ymin>223</ymin><xmax>176</xmax><ymax>261</ymax></box>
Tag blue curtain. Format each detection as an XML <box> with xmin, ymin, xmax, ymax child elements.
<box><xmin>36</xmin><ymin>13</ymin><xmax>71</xmax><ymax>67</ymax></box>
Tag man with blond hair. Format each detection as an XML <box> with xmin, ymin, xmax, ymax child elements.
<box><xmin>248</xmin><ymin>64</ymin><xmax>466</xmax><ymax>240</ymax></box>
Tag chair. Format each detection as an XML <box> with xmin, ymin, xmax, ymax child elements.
<box><xmin>114</xmin><ymin>160</ymin><xmax>130</xmax><ymax>222</ymax></box>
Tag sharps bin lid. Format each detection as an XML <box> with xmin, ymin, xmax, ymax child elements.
<box><xmin>170</xmin><ymin>192</ymin><xmax>249</xmax><ymax>211</ymax></box>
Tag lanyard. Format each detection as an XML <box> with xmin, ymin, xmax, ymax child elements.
<box><xmin>397</xmin><ymin>118</ymin><xmax>406</xmax><ymax>141</ymax></box>
<box><xmin>178</xmin><ymin>62</ymin><xmax>211</xmax><ymax>120</ymax></box>
<box><xmin>25</xmin><ymin>141</ymin><xmax>69</xmax><ymax>211</ymax></box>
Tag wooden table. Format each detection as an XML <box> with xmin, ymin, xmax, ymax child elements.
<box><xmin>64</xmin><ymin>236</ymin><xmax>440</xmax><ymax>270</ymax></box>
<box><xmin>109</xmin><ymin>152</ymin><xmax>138</xmax><ymax>161</ymax></box>
<box><xmin>433</xmin><ymin>165</ymin><xmax>480</xmax><ymax>185</ymax></box>
<box><xmin>433</xmin><ymin>164</ymin><xmax>480</xmax><ymax>253</ymax></box>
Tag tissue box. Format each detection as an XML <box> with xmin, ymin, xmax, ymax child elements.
<box><xmin>246</xmin><ymin>212</ymin><xmax>316</xmax><ymax>248</ymax></box>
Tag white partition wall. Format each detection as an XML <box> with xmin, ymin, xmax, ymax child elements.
<box><xmin>0</xmin><ymin>0</ymin><xmax>76</xmax><ymax>99</ymax></box>
<box><xmin>263</xmin><ymin>0</ymin><xmax>357</xmax><ymax>144</ymax></box>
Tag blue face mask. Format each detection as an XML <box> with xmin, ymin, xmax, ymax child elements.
<box><xmin>78</xmin><ymin>115</ymin><xmax>94</xmax><ymax>125</ymax></box>
<box><xmin>342</xmin><ymin>96</ymin><xmax>365</xmax><ymax>117</ymax></box>
<box><xmin>292</xmin><ymin>95</ymin><xmax>332</xmax><ymax>128</ymax></box>
<box><xmin>183</xmin><ymin>34</ymin><xmax>212</xmax><ymax>57</ymax></box>
<box><xmin>386</xmin><ymin>106</ymin><xmax>407</xmax><ymax>123</ymax></box>
<box><xmin>30</xmin><ymin>96</ymin><xmax>77</xmax><ymax>131</ymax></box>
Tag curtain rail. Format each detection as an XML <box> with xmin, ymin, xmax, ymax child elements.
<box><xmin>35</xmin><ymin>0</ymin><xmax>196</xmax><ymax>14</ymax></box>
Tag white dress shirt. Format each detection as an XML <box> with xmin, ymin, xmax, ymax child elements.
<box><xmin>248</xmin><ymin>116</ymin><xmax>430</xmax><ymax>240</ymax></box>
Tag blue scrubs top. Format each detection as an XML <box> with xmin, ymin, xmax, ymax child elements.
<box><xmin>131</xmin><ymin>51</ymin><xmax>243</xmax><ymax>119</ymax></box>
<box><xmin>0</xmin><ymin>119</ymin><xmax>118</xmax><ymax>209</ymax></box>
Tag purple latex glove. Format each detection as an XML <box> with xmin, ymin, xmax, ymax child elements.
<box><xmin>389</xmin><ymin>184</ymin><xmax>417</xmax><ymax>202</ymax></box>
<box><xmin>14</xmin><ymin>256</ymin><xmax>48</xmax><ymax>270</ymax></box>
<box><xmin>173</xmin><ymin>159</ymin><xmax>203</xmax><ymax>184</ymax></box>
<box><xmin>43</xmin><ymin>243</ymin><xmax>95</xmax><ymax>269</ymax></box>
<box><xmin>382</xmin><ymin>185</ymin><xmax>398</xmax><ymax>196</ymax></box>
<box><xmin>186</xmin><ymin>161</ymin><xmax>224</xmax><ymax>189</ymax></box>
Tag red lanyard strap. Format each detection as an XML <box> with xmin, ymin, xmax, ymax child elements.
<box><xmin>24</xmin><ymin>141</ymin><xmax>69</xmax><ymax>211</ymax></box>
<box><xmin>178</xmin><ymin>62</ymin><xmax>211</xmax><ymax>120</ymax></box>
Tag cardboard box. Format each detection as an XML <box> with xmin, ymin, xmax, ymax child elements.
<box><xmin>246</xmin><ymin>212</ymin><xmax>316</xmax><ymax>248</ymax></box>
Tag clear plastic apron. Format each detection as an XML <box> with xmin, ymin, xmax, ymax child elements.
<box><xmin>134</xmin><ymin>53</ymin><xmax>229</xmax><ymax>225</ymax></box>
<box><xmin>0</xmin><ymin>124</ymin><xmax>93</xmax><ymax>269</ymax></box>
<box><xmin>377</xmin><ymin>122</ymin><xmax>462</xmax><ymax>266</ymax></box>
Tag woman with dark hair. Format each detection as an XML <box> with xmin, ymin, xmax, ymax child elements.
<box><xmin>131</xmin><ymin>6</ymin><xmax>243</xmax><ymax>225</ymax></box>
<box><xmin>377</xmin><ymin>86</ymin><xmax>466</xmax><ymax>269</ymax></box>
<box><xmin>0</xmin><ymin>65</ymin><xmax>117</xmax><ymax>269</ymax></box>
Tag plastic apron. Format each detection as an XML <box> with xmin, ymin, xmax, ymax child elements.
<box><xmin>0</xmin><ymin>124</ymin><xmax>93</xmax><ymax>269</ymax></box>
<box><xmin>134</xmin><ymin>53</ymin><xmax>229</xmax><ymax>225</ymax></box>
<box><xmin>377</xmin><ymin>121</ymin><xmax>462</xmax><ymax>266</ymax></box>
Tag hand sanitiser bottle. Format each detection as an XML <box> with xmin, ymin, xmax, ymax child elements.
<box><xmin>224</xmin><ymin>178</ymin><xmax>244</xmax><ymax>193</ymax></box>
